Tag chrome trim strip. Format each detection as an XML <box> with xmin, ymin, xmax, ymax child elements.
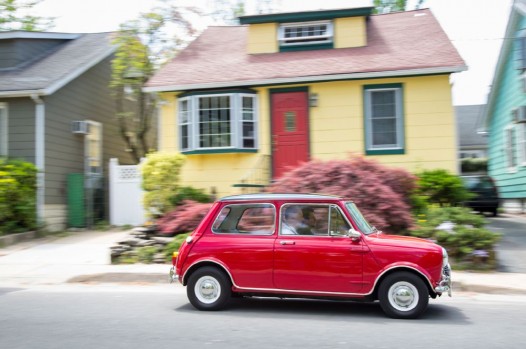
<box><xmin>183</xmin><ymin>260</ymin><xmax>436</xmax><ymax>297</ymax></box>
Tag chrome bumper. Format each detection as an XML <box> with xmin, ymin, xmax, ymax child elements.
<box><xmin>434</xmin><ymin>264</ymin><xmax>452</xmax><ymax>296</ymax></box>
<box><xmin>169</xmin><ymin>266</ymin><xmax>179</xmax><ymax>284</ymax></box>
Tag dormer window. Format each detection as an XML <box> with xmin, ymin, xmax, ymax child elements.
<box><xmin>278</xmin><ymin>21</ymin><xmax>333</xmax><ymax>51</ymax></box>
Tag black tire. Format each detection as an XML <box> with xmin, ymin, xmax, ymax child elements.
<box><xmin>491</xmin><ymin>208</ymin><xmax>498</xmax><ymax>217</ymax></box>
<box><xmin>378</xmin><ymin>271</ymin><xmax>429</xmax><ymax>319</ymax></box>
<box><xmin>187</xmin><ymin>266</ymin><xmax>232</xmax><ymax>311</ymax></box>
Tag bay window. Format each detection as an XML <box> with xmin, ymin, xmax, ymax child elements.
<box><xmin>178</xmin><ymin>92</ymin><xmax>257</xmax><ymax>153</ymax></box>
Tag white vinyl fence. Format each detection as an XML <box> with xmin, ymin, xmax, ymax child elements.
<box><xmin>109</xmin><ymin>158</ymin><xmax>146</xmax><ymax>226</ymax></box>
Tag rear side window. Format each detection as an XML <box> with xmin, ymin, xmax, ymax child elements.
<box><xmin>212</xmin><ymin>204</ymin><xmax>275</xmax><ymax>235</ymax></box>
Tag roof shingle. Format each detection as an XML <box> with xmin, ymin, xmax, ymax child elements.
<box><xmin>146</xmin><ymin>9</ymin><xmax>465</xmax><ymax>91</ymax></box>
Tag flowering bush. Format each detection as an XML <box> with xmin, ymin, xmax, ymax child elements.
<box><xmin>268</xmin><ymin>155</ymin><xmax>416</xmax><ymax>233</ymax></box>
<box><xmin>156</xmin><ymin>200</ymin><xmax>213</xmax><ymax>236</ymax></box>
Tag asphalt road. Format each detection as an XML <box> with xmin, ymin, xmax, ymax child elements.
<box><xmin>1</xmin><ymin>285</ymin><xmax>526</xmax><ymax>349</ymax></box>
<box><xmin>486</xmin><ymin>215</ymin><xmax>526</xmax><ymax>273</ymax></box>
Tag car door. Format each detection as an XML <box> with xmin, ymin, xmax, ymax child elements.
<box><xmin>200</xmin><ymin>203</ymin><xmax>276</xmax><ymax>289</ymax></box>
<box><xmin>273</xmin><ymin>204</ymin><xmax>365</xmax><ymax>294</ymax></box>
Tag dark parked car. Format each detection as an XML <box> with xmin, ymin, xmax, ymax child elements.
<box><xmin>461</xmin><ymin>175</ymin><xmax>499</xmax><ymax>216</ymax></box>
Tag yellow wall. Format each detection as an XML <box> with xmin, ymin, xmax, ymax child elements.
<box><xmin>158</xmin><ymin>75</ymin><xmax>457</xmax><ymax>197</ymax></box>
<box><xmin>247</xmin><ymin>23</ymin><xmax>278</xmax><ymax>54</ymax></box>
<box><xmin>334</xmin><ymin>17</ymin><xmax>366</xmax><ymax>48</ymax></box>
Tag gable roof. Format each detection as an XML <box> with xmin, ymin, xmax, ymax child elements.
<box><xmin>0</xmin><ymin>31</ymin><xmax>115</xmax><ymax>98</ymax></box>
<box><xmin>455</xmin><ymin>105</ymin><xmax>488</xmax><ymax>148</ymax></box>
<box><xmin>145</xmin><ymin>8</ymin><xmax>466</xmax><ymax>92</ymax></box>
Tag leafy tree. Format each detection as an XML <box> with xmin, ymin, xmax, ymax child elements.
<box><xmin>110</xmin><ymin>1</ymin><xmax>198</xmax><ymax>163</ymax></box>
<box><xmin>373</xmin><ymin>0</ymin><xmax>426</xmax><ymax>14</ymax></box>
<box><xmin>0</xmin><ymin>0</ymin><xmax>53</xmax><ymax>31</ymax></box>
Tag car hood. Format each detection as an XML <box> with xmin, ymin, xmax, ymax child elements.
<box><xmin>365</xmin><ymin>232</ymin><xmax>440</xmax><ymax>250</ymax></box>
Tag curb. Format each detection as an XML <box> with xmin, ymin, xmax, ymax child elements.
<box><xmin>65</xmin><ymin>272</ymin><xmax>526</xmax><ymax>295</ymax></box>
<box><xmin>0</xmin><ymin>231</ymin><xmax>38</xmax><ymax>248</ymax></box>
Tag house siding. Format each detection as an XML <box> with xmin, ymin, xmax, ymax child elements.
<box><xmin>2</xmin><ymin>97</ymin><xmax>36</xmax><ymax>162</ymax></box>
<box><xmin>159</xmin><ymin>74</ymin><xmax>456</xmax><ymax>197</ymax></box>
<box><xmin>488</xmin><ymin>14</ymin><xmax>526</xmax><ymax>210</ymax></box>
<box><xmin>44</xmin><ymin>56</ymin><xmax>135</xmax><ymax>206</ymax></box>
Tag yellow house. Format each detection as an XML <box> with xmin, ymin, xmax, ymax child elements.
<box><xmin>144</xmin><ymin>6</ymin><xmax>466</xmax><ymax>197</ymax></box>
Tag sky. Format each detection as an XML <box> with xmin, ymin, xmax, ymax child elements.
<box><xmin>29</xmin><ymin>0</ymin><xmax>513</xmax><ymax>106</ymax></box>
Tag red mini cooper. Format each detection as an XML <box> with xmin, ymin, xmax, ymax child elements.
<box><xmin>170</xmin><ymin>194</ymin><xmax>451</xmax><ymax>319</ymax></box>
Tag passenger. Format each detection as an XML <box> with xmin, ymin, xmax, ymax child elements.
<box><xmin>311</xmin><ymin>207</ymin><xmax>329</xmax><ymax>235</ymax></box>
<box><xmin>281</xmin><ymin>205</ymin><xmax>308</xmax><ymax>235</ymax></box>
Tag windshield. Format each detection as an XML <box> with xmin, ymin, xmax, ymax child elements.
<box><xmin>345</xmin><ymin>202</ymin><xmax>375</xmax><ymax>235</ymax></box>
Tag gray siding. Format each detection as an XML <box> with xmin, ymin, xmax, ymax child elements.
<box><xmin>44</xmin><ymin>56</ymin><xmax>135</xmax><ymax>206</ymax></box>
<box><xmin>2</xmin><ymin>97</ymin><xmax>36</xmax><ymax>162</ymax></box>
<box><xmin>0</xmin><ymin>39</ymin><xmax>67</xmax><ymax>69</ymax></box>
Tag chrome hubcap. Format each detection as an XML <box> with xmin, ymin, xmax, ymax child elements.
<box><xmin>388</xmin><ymin>281</ymin><xmax>418</xmax><ymax>312</ymax></box>
<box><xmin>195</xmin><ymin>276</ymin><xmax>221</xmax><ymax>304</ymax></box>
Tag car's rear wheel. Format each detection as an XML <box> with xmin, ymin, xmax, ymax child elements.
<box><xmin>187</xmin><ymin>266</ymin><xmax>232</xmax><ymax>311</ymax></box>
<box><xmin>378</xmin><ymin>271</ymin><xmax>429</xmax><ymax>319</ymax></box>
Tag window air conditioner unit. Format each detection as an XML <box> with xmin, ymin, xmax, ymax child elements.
<box><xmin>71</xmin><ymin>120</ymin><xmax>89</xmax><ymax>134</ymax></box>
<box><xmin>512</xmin><ymin>106</ymin><xmax>526</xmax><ymax>123</ymax></box>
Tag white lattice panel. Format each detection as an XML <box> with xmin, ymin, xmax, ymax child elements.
<box><xmin>109</xmin><ymin>158</ymin><xmax>146</xmax><ymax>226</ymax></box>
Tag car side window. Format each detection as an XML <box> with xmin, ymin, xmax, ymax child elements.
<box><xmin>281</xmin><ymin>204</ymin><xmax>331</xmax><ymax>236</ymax></box>
<box><xmin>212</xmin><ymin>204</ymin><xmax>275</xmax><ymax>235</ymax></box>
<box><xmin>329</xmin><ymin>205</ymin><xmax>351</xmax><ymax>236</ymax></box>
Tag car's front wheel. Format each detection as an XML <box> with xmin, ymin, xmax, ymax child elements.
<box><xmin>378</xmin><ymin>271</ymin><xmax>429</xmax><ymax>319</ymax></box>
<box><xmin>187</xmin><ymin>266</ymin><xmax>232</xmax><ymax>311</ymax></box>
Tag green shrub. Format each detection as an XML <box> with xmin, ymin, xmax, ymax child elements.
<box><xmin>169</xmin><ymin>186</ymin><xmax>212</xmax><ymax>207</ymax></box>
<box><xmin>415</xmin><ymin>169</ymin><xmax>471</xmax><ymax>207</ymax></box>
<box><xmin>137</xmin><ymin>246</ymin><xmax>158</xmax><ymax>263</ymax></box>
<box><xmin>0</xmin><ymin>158</ymin><xmax>37</xmax><ymax>235</ymax></box>
<box><xmin>163</xmin><ymin>233</ymin><xmax>190</xmax><ymax>262</ymax></box>
<box><xmin>461</xmin><ymin>158</ymin><xmax>488</xmax><ymax>173</ymax></box>
<box><xmin>410</xmin><ymin>206</ymin><xmax>500</xmax><ymax>270</ymax></box>
<box><xmin>141</xmin><ymin>152</ymin><xmax>186</xmax><ymax>217</ymax></box>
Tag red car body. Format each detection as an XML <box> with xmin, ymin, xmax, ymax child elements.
<box><xmin>171</xmin><ymin>194</ymin><xmax>451</xmax><ymax>319</ymax></box>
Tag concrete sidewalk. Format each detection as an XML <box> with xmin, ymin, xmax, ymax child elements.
<box><xmin>1</xmin><ymin>230</ymin><xmax>526</xmax><ymax>295</ymax></box>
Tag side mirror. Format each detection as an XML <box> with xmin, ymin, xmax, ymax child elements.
<box><xmin>347</xmin><ymin>229</ymin><xmax>361</xmax><ymax>242</ymax></box>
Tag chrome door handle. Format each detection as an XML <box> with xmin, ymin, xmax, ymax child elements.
<box><xmin>280</xmin><ymin>240</ymin><xmax>295</xmax><ymax>245</ymax></box>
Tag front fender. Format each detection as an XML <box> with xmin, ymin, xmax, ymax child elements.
<box><xmin>367</xmin><ymin>262</ymin><xmax>436</xmax><ymax>296</ymax></box>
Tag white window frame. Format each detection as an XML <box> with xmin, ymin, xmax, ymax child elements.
<box><xmin>0</xmin><ymin>103</ymin><xmax>7</xmax><ymax>157</ymax></box>
<box><xmin>518</xmin><ymin>123</ymin><xmax>526</xmax><ymax>166</ymax></box>
<box><xmin>85</xmin><ymin>121</ymin><xmax>103</xmax><ymax>176</ymax></box>
<box><xmin>278</xmin><ymin>20</ymin><xmax>333</xmax><ymax>47</ymax></box>
<box><xmin>364</xmin><ymin>87</ymin><xmax>404</xmax><ymax>152</ymax></box>
<box><xmin>505</xmin><ymin>125</ymin><xmax>517</xmax><ymax>173</ymax></box>
<box><xmin>178</xmin><ymin>93</ymin><xmax>258</xmax><ymax>152</ymax></box>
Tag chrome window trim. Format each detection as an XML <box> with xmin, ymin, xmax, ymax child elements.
<box><xmin>211</xmin><ymin>203</ymin><xmax>276</xmax><ymax>236</ymax></box>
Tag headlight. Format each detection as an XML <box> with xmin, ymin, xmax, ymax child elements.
<box><xmin>442</xmin><ymin>247</ymin><xmax>449</xmax><ymax>267</ymax></box>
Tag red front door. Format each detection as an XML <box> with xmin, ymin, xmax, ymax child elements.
<box><xmin>271</xmin><ymin>91</ymin><xmax>309</xmax><ymax>178</ymax></box>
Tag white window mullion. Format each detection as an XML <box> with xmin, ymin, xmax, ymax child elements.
<box><xmin>231</xmin><ymin>94</ymin><xmax>239</xmax><ymax>148</ymax></box>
